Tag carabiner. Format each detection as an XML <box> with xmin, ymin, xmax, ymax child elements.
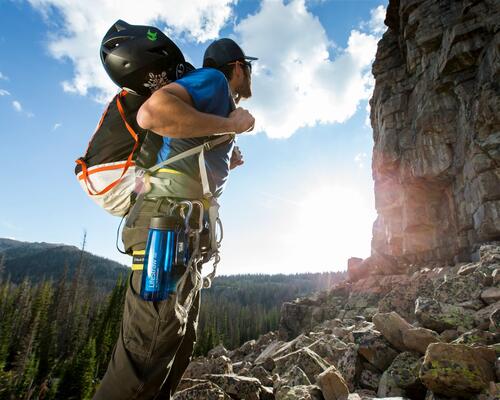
<box><xmin>178</xmin><ymin>201</ymin><xmax>193</xmax><ymax>233</ymax></box>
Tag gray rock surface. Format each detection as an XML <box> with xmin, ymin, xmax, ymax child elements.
<box><xmin>316</xmin><ymin>366</ymin><xmax>350</xmax><ymax>400</ymax></box>
<box><xmin>372</xmin><ymin>312</ymin><xmax>414</xmax><ymax>351</ymax></box>
<box><xmin>370</xmin><ymin>0</ymin><xmax>500</xmax><ymax>266</ymax></box>
<box><xmin>273</xmin><ymin>347</ymin><xmax>330</xmax><ymax>383</ymax></box>
<box><xmin>402</xmin><ymin>327</ymin><xmax>441</xmax><ymax>354</ymax></box>
<box><xmin>172</xmin><ymin>381</ymin><xmax>231</xmax><ymax>400</ymax></box>
<box><xmin>419</xmin><ymin>343</ymin><xmax>497</xmax><ymax>397</ymax></box>
<box><xmin>415</xmin><ymin>297</ymin><xmax>476</xmax><ymax>332</ymax></box>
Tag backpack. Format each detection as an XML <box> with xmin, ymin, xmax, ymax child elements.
<box><xmin>75</xmin><ymin>90</ymin><xmax>163</xmax><ymax>216</ymax></box>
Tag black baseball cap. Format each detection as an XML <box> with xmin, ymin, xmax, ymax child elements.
<box><xmin>203</xmin><ymin>38</ymin><xmax>257</xmax><ymax>68</ymax></box>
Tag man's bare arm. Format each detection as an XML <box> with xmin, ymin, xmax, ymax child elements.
<box><xmin>136</xmin><ymin>83</ymin><xmax>254</xmax><ymax>138</ymax></box>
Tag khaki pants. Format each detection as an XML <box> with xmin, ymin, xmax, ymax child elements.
<box><xmin>93</xmin><ymin>269</ymin><xmax>201</xmax><ymax>400</ymax></box>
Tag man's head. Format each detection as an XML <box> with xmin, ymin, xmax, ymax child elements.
<box><xmin>203</xmin><ymin>38</ymin><xmax>257</xmax><ymax>101</ymax></box>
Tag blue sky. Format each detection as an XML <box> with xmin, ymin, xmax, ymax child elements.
<box><xmin>0</xmin><ymin>0</ymin><xmax>386</xmax><ymax>275</ymax></box>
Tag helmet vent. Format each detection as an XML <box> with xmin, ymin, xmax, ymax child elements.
<box><xmin>103</xmin><ymin>36</ymin><xmax>130</xmax><ymax>51</ymax></box>
<box><xmin>148</xmin><ymin>47</ymin><xmax>169</xmax><ymax>57</ymax></box>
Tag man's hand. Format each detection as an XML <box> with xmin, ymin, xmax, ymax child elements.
<box><xmin>230</xmin><ymin>146</ymin><xmax>244</xmax><ymax>170</ymax></box>
<box><xmin>229</xmin><ymin>107</ymin><xmax>255</xmax><ymax>134</ymax></box>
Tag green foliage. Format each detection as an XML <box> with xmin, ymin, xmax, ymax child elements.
<box><xmin>0</xmin><ymin>266</ymin><xmax>345</xmax><ymax>398</ymax></box>
<box><xmin>0</xmin><ymin>273</ymin><xmax>126</xmax><ymax>399</ymax></box>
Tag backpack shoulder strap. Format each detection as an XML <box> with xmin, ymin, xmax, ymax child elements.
<box><xmin>147</xmin><ymin>134</ymin><xmax>234</xmax><ymax>175</ymax></box>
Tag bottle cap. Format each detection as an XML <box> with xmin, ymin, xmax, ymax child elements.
<box><xmin>149</xmin><ymin>216</ymin><xmax>180</xmax><ymax>230</ymax></box>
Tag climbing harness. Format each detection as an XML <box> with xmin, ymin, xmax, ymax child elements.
<box><xmin>127</xmin><ymin>133</ymin><xmax>233</xmax><ymax>332</ymax></box>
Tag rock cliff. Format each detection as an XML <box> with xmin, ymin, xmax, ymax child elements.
<box><xmin>370</xmin><ymin>0</ymin><xmax>499</xmax><ymax>266</ymax></box>
<box><xmin>172</xmin><ymin>1</ymin><xmax>500</xmax><ymax>399</ymax></box>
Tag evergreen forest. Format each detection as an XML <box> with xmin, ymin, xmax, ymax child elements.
<box><xmin>0</xmin><ymin>244</ymin><xmax>345</xmax><ymax>399</ymax></box>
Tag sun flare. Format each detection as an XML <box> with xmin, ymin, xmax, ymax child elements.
<box><xmin>280</xmin><ymin>184</ymin><xmax>376</xmax><ymax>271</ymax></box>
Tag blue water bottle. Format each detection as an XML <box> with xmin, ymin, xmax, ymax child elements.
<box><xmin>141</xmin><ymin>216</ymin><xmax>180</xmax><ymax>301</ymax></box>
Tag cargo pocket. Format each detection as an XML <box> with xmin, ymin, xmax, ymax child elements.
<box><xmin>122</xmin><ymin>271</ymin><xmax>184</xmax><ymax>360</ymax></box>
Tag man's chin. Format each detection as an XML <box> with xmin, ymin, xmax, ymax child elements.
<box><xmin>239</xmin><ymin>91</ymin><xmax>252</xmax><ymax>101</ymax></box>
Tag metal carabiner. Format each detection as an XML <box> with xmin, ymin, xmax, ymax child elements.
<box><xmin>191</xmin><ymin>200</ymin><xmax>205</xmax><ymax>233</ymax></box>
<box><xmin>178</xmin><ymin>201</ymin><xmax>193</xmax><ymax>233</ymax></box>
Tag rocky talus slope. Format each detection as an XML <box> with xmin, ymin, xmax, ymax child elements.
<box><xmin>370</xmin><ymin>0</ymin><xmax>500</xmax><ymax>265</ymax></box>
<box><xmin>173</xmin><ymin>243</ymin><xmax>499</xmax><ymax>399</ymax></box>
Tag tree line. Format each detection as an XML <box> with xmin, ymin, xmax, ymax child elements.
<box><xmin>0</xmin><ymin>256</ymin><xmax>345</xmax><ymax>399</ymax></box>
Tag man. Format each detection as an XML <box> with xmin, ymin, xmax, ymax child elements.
<box><xmin>93</xmin><ymin>38</ymin><xmax>256</xmax><ymax>400</ymax></box>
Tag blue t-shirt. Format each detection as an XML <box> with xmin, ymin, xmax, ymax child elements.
<box><xmin>157</xmin><ymin>68</ymin><xmax>235</xmax><ymax>198</ymax></box>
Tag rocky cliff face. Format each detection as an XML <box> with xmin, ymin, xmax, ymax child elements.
<box><xmin>171</xmin><ymin>2</ymin><xmax>500</xmax><ymax>399</ymax></box>
<box><xmin>370</xmin><ymin>0</ymin><xmax>500</xmax><ymax>266</ymax></box>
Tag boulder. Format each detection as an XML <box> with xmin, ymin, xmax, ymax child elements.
<box><xmin>490</xmin><ymin>308</ymin><xmax>500</xmax><ymax>332</ymax></box>
<box><xmin>275</xmin><ymin>385</ymin><xmax>323</xmax><ymax>400</ymax></box>
<box><xmin>451</xmin><ymin>329</ymin><xmax>499</xmax><ymax>346</ymax></box>
<box><xmin>377</xmin><ymin>370</ymin><xmax>406</xmax><ymax>398</ymax></box>
<box><xmin>307</xmin><ymin>336</ymin><xmax>349</xmax><ymax>366</ymax></box>
<box><xmin>439</xmin><ymin>329</ymin><xmax>460</xmax><ymax>343</ymax></box>
<box><xmin>353</xmin><ymin>328</ymin><xmax>399</xmax><ymax>371</ymax></box>
<box><xmin>372</xmin><ymin>312</ymin><xmax>414</xmax><ymax>351</ymax></box>
<box><xmin>202</xmin><ymin>374</ymin><xmax>262</xmax><ymax>400</ymax></box>
<box><xmin>229</xmin><ymin>339</ymin><xmax>257</xmax><ymax>363</ymax></box>
<box><xmin>479</xmin><ymin>243</ymin><xmax>500</xmax><ymax>266</ymax></box>
<box><xmin>247</xmin><ymin>365</ymin><xmax>273</xmax><ymax>387</ymax></box>
<box><xmin>419</xmin><ymin>343</ymin><xmax>496</xmax><ymax>397</ymax></box>
<box><xmin>175</xmin><ymin>378</ymin><xmax>207</xmax><ymax>392</ymax></box>
<box><xmin>492</xmin><ymin>269</ymin><xmax>500</xmax><ymax>286</ymax></box>
<box><xmin>254</xmin><ymin>340</ymin><xmax>285</xmax><ymax>365</ymax></box>
<box><xmin>415</xmin><ymin>297</ymin><xmax>476</xmax><ymax>332</ymax></box>
<box><xmin>316</xmin><ymin>366</ymin><xmax>350</xmax><ymax>400</ymax></box>
<box><xmin>260</xmin><ymin>386</ymin><xmax>274</xmax><ymax>400</ymax></box>
<box><xmin>273</xmin><ymin>347</ymin><xmax>330</xmax><ymax>383</ymax></box>
<box><xmin>208</xmin><ymin>344</ymin><xmax>230</xmax><ymax>358</ymax></box>
<box><xmin>434</xmin><ymin>273</ymin><xmax>485</xmax><ymax>304</ymax></box>
<box><xmin>232</xmin><ymin>361</ymin><xmax>252</xmax><ymax>375</ymax></box>
<box><xmin>481</xmin><ymin>287</ymin><xmax>500</xmax><ymax>305</ymax></box>
<box><xmin>458</xmin><ymin>299</ymin><xmax>486</xmax><ymax>311</ymax></box>
<box><xmin>275</xmin><ymin>365</ymin><xmax>311</xmax><ymax>391</ymax></box>
<box><xmin>183</xmin><ymin>355</ymin><xmax>233</xmax><ymax>379</ymax></box>
<box><xmin>474</xmin><ymin>301</ymin><xmax>500</xmax><ymax>329</ymax></box>
<box><xmin>172</xmin><ymin>381</ymin><xmax>231</xmax><ymax>400</ymax></box>
<box><xmin>402</xmin><ymin>327</ymin><xmax>441</xmax><ymax>354</ymax></box>
<box><xmin>378</xmin><ymin>275</ymin><xmax>435</xmax><ymax>322</ymax></box>
<box><xmin>359</xmin><ymin>367</ymin><xmax>381</xmax><ymax>391</ymax></box>
<box><xmin>383</xmin><ymin>352</ymin><xmax>425</xmax><ymax>397</ymax></box>
<box><xmin>457</xmin><ymin>263</ymin><xmax>479</xmax><ymax>276</ymax></box>
<box><xmin>335</xmin><ymin>343</ymin><xmax>361</xmax><ymax>392</ymax></box>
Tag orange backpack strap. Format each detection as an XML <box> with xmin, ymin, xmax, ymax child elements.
<box><xmin>76</xmin><ymin>90</ymin><xmax>140</xmax><ymax>196</ymax></box>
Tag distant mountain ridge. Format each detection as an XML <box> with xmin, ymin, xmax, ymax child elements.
<box><xmin>0</xmin><ymin>238</ymin><xmax>128</xmax><ymax>290</ymax></box>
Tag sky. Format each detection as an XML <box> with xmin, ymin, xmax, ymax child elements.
<box><xmin>0</xmin><ymin>0</ymin><xmax>387</xmax><ymax>275</ymax></box>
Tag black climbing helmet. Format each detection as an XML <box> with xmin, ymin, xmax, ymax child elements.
<box><xmin>203</xmin><ymin>38</ymin><xmax>257</xmax><ymax>68</ymax></box>
<box><xmin>100</xmin><ymin>20</ymin><xmax>190</xmax><ymax>96</ymax></box>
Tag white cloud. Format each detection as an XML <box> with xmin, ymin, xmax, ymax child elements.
<box><xmin>368</xmin><ymin>5</ymin><xmax>387</xmax><ymax>35</ymax></box>
<box><xmin>235</xmin><ymin>0</ymin><xmax>386</xmax><ymax>138</ymax></box>
<box><xmin>12</xmin><ymin>100</ymin><xmax>22</xmax><ymax>112</ymax></box>
<box><xmin>0</xmin><ymin>72</ymin><xmax>7</xmax><ymax>80</ymax></box>
<box><xmin>53</xmin><ymin>122</ymin><xmax>62</xmax><ymax>130</ymax></box>
<box><xmin>0</xmin><ymin>89</ymin><xmax>10</xmax><ymax>96</ymax></box>
<box><xmin>27</xmin><ymin>0</ymin><xmax>236</xmax><ymax>102</ymax></box>
<box><xmin>12</xmin><ymin>100</ymin><xmax>34</xmax><ymax>117</ymax></box>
